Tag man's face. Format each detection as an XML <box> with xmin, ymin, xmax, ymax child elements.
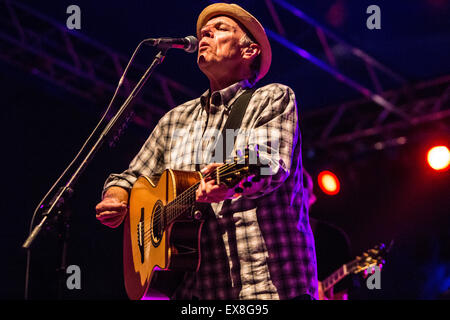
<box><xmin>197</xmin><ymin>15</ymin><xmax>247</xmax><ymax>72</ymax></box>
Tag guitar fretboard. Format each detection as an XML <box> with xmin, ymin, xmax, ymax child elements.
<box><xmin>320</xmin><ymin>244</ymin><xmax>386</xmax><ymax>294</ymax></box>
<box><xmin>161</xmin><ymin>158</ymin><xmax>255</xmax><ymax>229</ymax></box>
<box><xmin>164</xmin><ymin>183</ymin><xmax>199</xmax><ymax>226</ymax></box>
<box><xmin>322</xmin><ymin>259</ymin><xmax>362</xmax><ymax>292</ymax></box>
<box><xmin>322</xmin><ymin>265</ymin><xmax>347</xmax><ymax>292</ymax></box>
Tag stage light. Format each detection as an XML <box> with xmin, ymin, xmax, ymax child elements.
<box><xmin>318</xmin><ymin>170</ymin><xmax>340</xmax><ymax>195</ymax></box>
<box><xmin>427</xmin><ymin>146</ymin><xmax>450</xmax><ymax>171</ymax></box>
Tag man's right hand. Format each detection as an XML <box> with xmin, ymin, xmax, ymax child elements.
<box><xmin>95</xmin><ymin>198</ymin><xmax>128</xmax><ymax>228</ymax></box>
<box><xmin>95</xmin><ymin>187</ymin><xmax>129</xmax><ymax>228</ymax></box>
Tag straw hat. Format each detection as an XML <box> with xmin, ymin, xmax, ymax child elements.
<box><xmin>196</xmin><ymin>3</ymin><xmax>272</xmax><ymax>82</ymax></box>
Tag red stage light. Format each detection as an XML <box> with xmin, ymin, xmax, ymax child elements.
<box><xmin>427</xmin><ymin>145</ymin><xmax>450</xmax><ymax>171</ymax></box>
<box><xmin>318</xmin><ymin>170</ymin><xmax>340</xmax><ymax>195</ymax></box>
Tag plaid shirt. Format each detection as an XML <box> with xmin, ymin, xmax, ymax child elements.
<box><xmin>103</xmin><ymin>79</ymin><xmax>318</xmax><ymax>300</ymax></box>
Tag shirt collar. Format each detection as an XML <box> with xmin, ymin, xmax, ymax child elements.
<box><xmin>200</xmin><ymin>79</ymin><xmax>253</xmax><ymax>113</ymax></box>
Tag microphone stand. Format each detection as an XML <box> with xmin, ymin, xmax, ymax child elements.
<box><xmin>22</xmin><ymin>47</ymin><xmax>169</xmax><ymax>299</ymax></box>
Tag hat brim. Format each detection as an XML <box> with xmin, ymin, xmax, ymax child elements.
<box><xmin>196</xmin><ymin>3</ymin><xmax>272</xmax><ymax>82</ymax></box>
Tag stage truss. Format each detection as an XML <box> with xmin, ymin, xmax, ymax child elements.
<box><xmin>1</xmin><ymin>0</ymin><xmax>449</xmax><ymax>160</ymax></box>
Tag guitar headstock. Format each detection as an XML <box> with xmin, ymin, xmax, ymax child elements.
<box><xmin>216</xmin><ymin>146</ymin><xmax>268</xmax><ymax>189</ymax></box>
<box><xmin>350</xmin><ymin>242</ymin><xmax>392</xmax><ymax>275</ymax></box>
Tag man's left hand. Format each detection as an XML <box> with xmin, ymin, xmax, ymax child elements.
<box><xmin>196</xmin><ymin>163</ymin><xmax>235</xmax><ymax>202</ymax></box>
<box><xmin>196</xmin><ymin>163</ymin><xmax>265</xmax><ymax>203</ymax></box>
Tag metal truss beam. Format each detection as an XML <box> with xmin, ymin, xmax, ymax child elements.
<box><xmin>302</xmin><ymin>75</ymin><xmax>450</xmax><ymax>159</ymax></box>
<box><xmin>0</xmin><ymin>0</ymin><xmax>198</xmax><ymax>128</ymax></box>
<box><xmin>2</xmin><ymin>0</ymin><xmax>448</xmax><ymax>158</ymax></box>
<box><xmin>265</xmin><ymin>0</ymin><xmax>412</xmax><ymax>122</ymax></box>
<box><xmin>262</xmin><ymin>0</ymin><xmax>449</xmax><ymax>159</ymax></box>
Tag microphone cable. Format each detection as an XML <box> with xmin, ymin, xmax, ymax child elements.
<box><xmin>24</xmin><ymin>39</ymin><xmax>149</xmax><ymax>300</ymax></box>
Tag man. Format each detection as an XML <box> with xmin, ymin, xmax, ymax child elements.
<box><xmin>95</xmin><ymin>3</ymin><xmax>318</xmax><ymax>300</ymax></box>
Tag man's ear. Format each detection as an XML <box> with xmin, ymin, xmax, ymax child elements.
<box><xmin>242</xmin><ymin>43</ymin><xmax>261</xmax><ymax>61</ymax></box>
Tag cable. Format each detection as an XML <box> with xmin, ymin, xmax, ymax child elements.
<box><xmin>24</xmin><ymin>40</ymin><xmax>148</xmax><ymax>300</ymax></box>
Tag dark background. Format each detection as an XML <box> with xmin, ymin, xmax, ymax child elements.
<box><xmin>1</xmin><ymin>0</ymin><xmax>449</xmax><ymax>299</ymax></box>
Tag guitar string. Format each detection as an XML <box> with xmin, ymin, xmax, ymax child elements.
<box><xmin>141</xmin><ymin>155</ymin><xmax>262</xmax><ymax>243</ymax></box>
<box><xmin>140</xmin><ymin>161</ymin><xmax>239</xmax><ymax>239</ymax></box>
<box><xmin>141</xmin><ymin>163</ymin><xmax>253</xmax><ymax>241</ymax></box>
<box><xmin>141</xmin><ymin>161</ymin><xmax>237</xmax><ymax>230</ymax></box>
<box><xmin>141</xmin><ymin>164</ymin><xmax>245</xmax><ymax>241</ymax></box>
<box><xmin>148</xmin><ymin>164</ymin><xmax>246</xmax><ymax>229</ymax></box>
<box><xmin>142</xmin><ymin>165</ymin><xmax>247</xmax><ymax>235</ymax></box>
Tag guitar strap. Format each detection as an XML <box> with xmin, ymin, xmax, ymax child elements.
<box><xmin>213</xmin><ymin>87</ymin><xmax>255</xmax><ymax>163</ymax></box>
<box><xmin>160</xmin><ymin>89</ymin><xmax>256</xmax><ymax>299</ymax></box>
<box><xmin>152</xmin><ymin>89</ymin><xmax>256</xmax><ymax>299</ymax></box>
<box><xmin>194</xmin><ymin>87</ymin><xmax>255</xmax><ymax>217</ymax></box>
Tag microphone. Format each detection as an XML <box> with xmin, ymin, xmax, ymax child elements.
<box><xmin>143</xmin><ymin>36</ymin><xmax>198</xmax><ymax>53</ymax></box>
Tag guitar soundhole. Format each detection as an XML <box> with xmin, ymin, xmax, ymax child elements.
<box><xmin>151</xmin><ymin>201</ymin><xmax>164</xmax><ymax>247</ymax></box>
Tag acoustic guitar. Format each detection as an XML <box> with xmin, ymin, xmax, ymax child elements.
<box><xmin>123</xmin><ymin>148</ymin><xmax>264</xmax><ymax>300</ymax></box>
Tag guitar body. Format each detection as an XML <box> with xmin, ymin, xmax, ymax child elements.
<box><xmin>123</xmin><ymin>169</ymin><xmax>204</xmax><ymax>300</ymax></box>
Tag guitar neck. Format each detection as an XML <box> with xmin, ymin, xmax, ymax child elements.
<box><xmin>321</xmin><ymin>257</ymin><xmax>362</xmax><ymax>292</ymax></box>
<box><xmin>322</xmin><ymin>264</ymin><xmax>349</xmax><ymax>293</ymax></box>
<box><xmin>321</xmin><ymin>244</ymin><xmax>387</xmax><ymax>293</ymax></box>
<box><xmin>164</xmin><ymin>180</ymin><xmax>200</xmax><ymax>226</ymax></box>
<box><xmin>163</xmin><ymin>160</ymin><xmax>254</xmax><ymax>227</ymax></box>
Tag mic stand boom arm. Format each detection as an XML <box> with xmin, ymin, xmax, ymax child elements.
<box><xmin>22</xmin><ymin>48</ymin><xmax>168</xmax><ymax>296</ymax></box>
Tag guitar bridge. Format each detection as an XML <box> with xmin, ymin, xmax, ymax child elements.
<box><xmin>138</xmin><ymin>221</ymin><xmax>144</xmax><ymax>247</ymax></box>
<box><xmin>138</xmin><ymin>208</ymin><xmax>145</xmax><ymax>263</ymax></box>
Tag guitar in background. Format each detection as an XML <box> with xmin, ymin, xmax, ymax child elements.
<box><xmin>318</xmin><ymin>243</ymin><xmax>390</xmax><ymax>300</ymax></box>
